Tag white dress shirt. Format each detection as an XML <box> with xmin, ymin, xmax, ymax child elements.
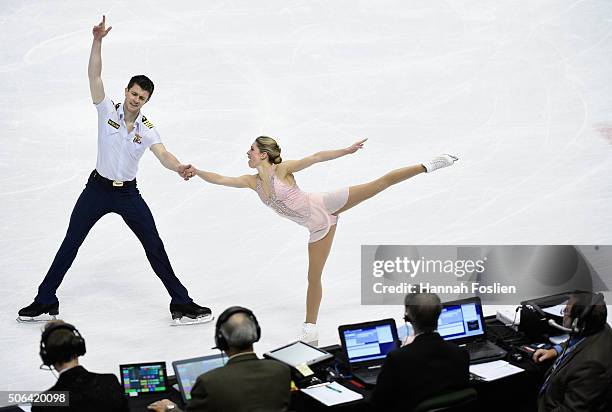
<box><xmin>95</xmin><ymin>96</ymin><xmax>161</xmax><ymax>181</ymax></box>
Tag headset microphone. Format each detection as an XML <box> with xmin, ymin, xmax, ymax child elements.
<box><xmin>547</xmin><ymin>319</ymin><xmax>572</xmax><ymax>333</ymax></box>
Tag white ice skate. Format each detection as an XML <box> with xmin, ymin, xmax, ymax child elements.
<box><xmin>297</xmin><ymin>323</ymin><xmax>319</xmax><ymax>346</ymax></box>
<box><xmin>422</xmin><ymin>154</ymin><xmax>459</xmax><ymax>173</ymax></box>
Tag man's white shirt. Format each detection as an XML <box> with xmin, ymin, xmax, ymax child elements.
<box><xmin>95</xmin><ymin>96</ymin><xmax>161</xmax><ymax>181</ymax></box>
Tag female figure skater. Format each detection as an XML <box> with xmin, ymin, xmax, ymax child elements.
<box><xmin>194</xmin><ymin>137</ymin><xmax>457</xmax><ymax>343</ymax></box>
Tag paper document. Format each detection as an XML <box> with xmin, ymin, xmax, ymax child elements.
<box><xmin>542</xmin><ymin>301</ymin><xmax>568</xmax><ymax>317</ymax></box>
<box><xmin>295</xmin><ymin>363</ymin><xmax>314</xmax><ymax>377</ymax></box>
<box><xmin>301</xmin><ymin>381</ymin><xmax>363</xmax><ymax>406</ymax></box>
<box><xmin>470</xmin><ymin>360</ymin><xmax>524</xmax><ymax>381</ymax></box>
<box><xmin>496</xmin><ymin>308</ymin><xmax>521</xmax><ymax>326</ymax></box>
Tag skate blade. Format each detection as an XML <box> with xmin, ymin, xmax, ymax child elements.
<box><xmin>170</xmin><ymin>314</ymin><xmax>214</xmax><ymax>326</ymax></box>
<box><xmin>16</xmin><ymin>314</ymin><xmax>58</xmax><ymax>324</ymax></box>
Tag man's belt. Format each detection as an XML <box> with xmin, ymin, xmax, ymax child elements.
<box><xmin>91</xmin><ymin>170</ymin><xmax>136</xmax><ymax>188</ymax></box>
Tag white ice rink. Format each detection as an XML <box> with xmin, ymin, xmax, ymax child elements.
<box><xmin>1</xmin><ymin>0</ymin><xmax>612</xmax><ymax>398</ymax></box>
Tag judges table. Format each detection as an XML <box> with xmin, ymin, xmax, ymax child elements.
<box><xmin>292</xmin><ymin>317</ymin><xmax>551</xmax><ymax>412</ymax></box>
<box><xmin>293</xmin><ymin>316</ymin><xmax>549</xmax><ymax>412</ymax></box>
<box><xmin>124</xmin><ymin>316</ymin><xmax>550</xmax><ymax>412</ymax></box>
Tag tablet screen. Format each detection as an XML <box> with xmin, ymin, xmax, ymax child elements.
<box><xmin>266</xmin><ymin>341</ymin><xmax>332</xmax><ymax>367</ymax></box>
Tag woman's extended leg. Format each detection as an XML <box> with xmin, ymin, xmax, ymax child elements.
<box><xmin>305</xmin><ymin>224</ymin><xmax>337</xmax><ymax>324</ymax></box>
<box><xmin>335</xmin><ymin>164</ymin><xmax>426</xmax><ymax>214</ymax></box>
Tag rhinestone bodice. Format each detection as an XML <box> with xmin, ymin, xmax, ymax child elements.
<box><xmin>255</xmin><ymin>174</ymin><xmax>311</xmax><ymax>224</ymax></box>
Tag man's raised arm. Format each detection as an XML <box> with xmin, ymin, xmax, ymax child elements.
<box><xmin>88</xmin><ymin>15</ymin><xmax>112</xmax><ymax>104</ymax></box>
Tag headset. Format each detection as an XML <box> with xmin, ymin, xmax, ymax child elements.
<box><xmin>548</xmin><ymin>292</ymin><xmax>606</xmax><ymax>336</ymax></box>
<box><xmin>569</xmin><ymin>292</ymin><xmax>606</xmax><ymax>336</ymax></box>
<box><xmin>39</xmin><ymin>322</ymin><xmax>86</xmax><ymax>367</ymax></box>
<box><xmin>543</xmin><ymin>292</ymin><xmax>607</xmax><ymax>381</ymax></box>
<box><xmin>214</xmin><ymin>306</ymin><xmax>261</xmax><ymax>352</ymax></box>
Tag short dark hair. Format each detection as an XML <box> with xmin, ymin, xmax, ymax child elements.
<box><xmin>127</xmin><ymin>75</ymin><xmax>154</xmax><ymax>100</ymax></box>
<box><xmin>569</xmin><ymin>292</ymin><xmax>607</xmax><ymax>336</ymax></box>
<box><xmin>43</xmin><ymin>321</ymin><xmax>81</xmax><ymax>364</ymax></box>
<box><xmin>404</xmin><ymin>293</ymin><xmax>442</xmax><ymax>333</ymax></box>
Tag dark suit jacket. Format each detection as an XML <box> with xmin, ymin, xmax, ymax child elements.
<box><xmin>31</xmin><ymin>365</ymin><xmax>129</xmax><ymax>412</ymax></box>
<box><xmin>538</xmin><ymin>324</ymin><xmax>612</xmax><ymax>412</ymax></box>
<box><xmin>185</xmin><ymin>352</ymin><xmax>291</xmax><ymax>412</ymax></box>
<box><xmin>369</xmin><ymin>332</ymin><xmax>470</xmax><ymax>412</ymax></box>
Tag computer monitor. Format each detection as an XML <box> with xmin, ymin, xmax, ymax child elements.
<box><xmin>172</xmin><ymin>354</ymin><xmax>226</xmax><ymax>403</ymax></box>
<box><xmin>338</xmin><ymin>318</ymin><xmax>399</xmax><ymax>366</ymax></box>
<box><xmin>438</xmin><ymin>297</ymin><xmax>486</xmax><ymax>342</ymax></box>
<box><xmin>119</xmin><ymin>362</ymin><xmax>168</xmax><ymax>397</ymax></box>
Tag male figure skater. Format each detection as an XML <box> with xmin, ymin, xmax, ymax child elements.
<box><xmin>18</xmin><ymin>16</ymin><xmax>212</xmax><ymax>326</ymax></box>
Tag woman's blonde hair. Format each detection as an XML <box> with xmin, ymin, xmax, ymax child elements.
<box><xmin>255</xmin><ymin>136</ymin><xmax>282</xmax><ymax>164</ymax></box>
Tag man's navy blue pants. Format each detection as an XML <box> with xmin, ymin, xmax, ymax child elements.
<box><xmin>35</xmin><ymin>170</ymin><xmax>193</xmax><ymax>305</ymax></box>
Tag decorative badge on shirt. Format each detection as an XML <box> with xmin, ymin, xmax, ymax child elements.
<box><xmin>107</xmin><ymin>119</ymin><xmax>120</xmax><ymax>129</ymax></box>
<box><xmin>133</xmin><ymin>134</ymin><xmax>142</xmax><ymax>144</ymax></box>
<box><xmin>141</xmin><ymin>116</ymin><xmax>154</xmax><ymax>129</ymax></box>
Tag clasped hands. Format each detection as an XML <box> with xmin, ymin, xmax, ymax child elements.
<box><xmin>177</xmin><ymin>164</ymin><xmax>197</xmax><ymax>181</ymax></box>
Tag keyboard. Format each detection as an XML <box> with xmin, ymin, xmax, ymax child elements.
<box><xmin>465</xmin><ymin>340</ymin><xmax>507</xmax><ymax>363</ymax></box>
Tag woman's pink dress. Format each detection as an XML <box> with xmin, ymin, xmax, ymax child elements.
<box><xmin>255</xmin><ymin>172</ymin><xmax>349</xmax><ymax>243</ymax></box>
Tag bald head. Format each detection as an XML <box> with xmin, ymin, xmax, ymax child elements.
<box><xmin>219</xmin><ymin>312</ymin><xmax>259</xmax><ymax>351</ymax></box>
<box><xmin>404</xmin><ymin>293</ymin><xmax>442</xmax><ymax>334</ymax></box>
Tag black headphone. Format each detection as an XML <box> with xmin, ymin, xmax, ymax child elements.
<box><xmin>214</xmin><ymin>306</ymin><xmax>261</xmax><ymax>352</ymax></box>
<box><xmin>569</xmin><ymin>292</ymin><xmax>606</xmax><ymax>335</ymax></box>
<box><xmin>40</xmin><ymin>323</ymin><xmax>86</xmax><ymax>366</ymax></box>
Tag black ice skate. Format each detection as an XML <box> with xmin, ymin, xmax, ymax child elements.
<box><xmin>17</xmin><ymin>301</ymin><xmax>60</xmax><ymax>323</ymax></box>
<box><xmin>170</xmin><ymin>302</ymin><xmax>213</xmax><ymax>326</ymax></box>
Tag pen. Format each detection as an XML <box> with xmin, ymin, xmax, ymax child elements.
<box><xmin>325</xmin><ymin>384</ymin><xmax>342</xmax><ymax>393</ymax></box>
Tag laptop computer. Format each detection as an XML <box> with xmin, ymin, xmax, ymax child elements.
<box><xmin>338</xmin><ymin>318</ymin><xmax>399</xmax><ymax>386</ymax></box>
<box><xmin>172</xmin><ymin>354</ymin><xmax>226</xmax><ymax>404</ymax></box>
<box><xmin>120</xmin><ymin>361</ymin><xmax>168</xmax><ymax>406</ymax></box>
<box><xmin>439</xmin><ymin>297</ymin><xmax>507</xmax><ymax>364</ymax></box>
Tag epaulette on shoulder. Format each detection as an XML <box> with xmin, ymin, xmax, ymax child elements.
<box><xmin>141</xmin><ymin>115</ymin><xmax>154</xmax><ymax>129</ymax></box>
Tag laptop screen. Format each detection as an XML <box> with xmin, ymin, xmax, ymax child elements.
<box><xmin>438</xmin><ymin>298</ymin><xmax>485</xmax><ymax>341</ymax></box>
<box><xmin>173</xmin><ymin>355</ymin><xmax>226</xmax><ymax>402</ymax></box>
<box><xmin>342</xmin><ymin>322</ymin><xmax>397</xmax><ymax>364</ymax></box>
<box><xmin>120</xmin><ymin>362</ymin><xmax>168</xmax><ymax>397</ymax></box>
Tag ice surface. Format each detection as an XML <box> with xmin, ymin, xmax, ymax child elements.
<box><xmin>1</xmin><ymin>0</ymin><xmax>612</xmax><ymax>397</ymax></box>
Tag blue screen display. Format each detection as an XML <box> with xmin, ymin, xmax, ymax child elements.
<box><xmin>438</xmin><ymin>302</ymin><xmax>484</xmax><ymax>341</ymax></box>
<box><xmin>344</xmin><ymin>324</ymin><xmax>396</xmax><ymax>364</ymax></box>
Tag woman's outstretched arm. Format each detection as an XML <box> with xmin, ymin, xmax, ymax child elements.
<box><xmin>195</xmin><ymin>168</ymin><xmax>255</xmax><ymax>189</ymax></box>
<box><xmin>280</xmin><ymin>138</ymin><xmax>367</xmax><ymax>174</ymax></box>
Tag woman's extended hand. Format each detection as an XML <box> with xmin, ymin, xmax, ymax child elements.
<box><xmin>345</xmin><ymin>138</ymin><xmax>368</xmax><ymax>154</ymax></box>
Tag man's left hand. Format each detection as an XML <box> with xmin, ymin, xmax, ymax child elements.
<box><xmin>177</xmin><ymin>164</ymin><xmax>196</xmax><ymax>180</ymax></box>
